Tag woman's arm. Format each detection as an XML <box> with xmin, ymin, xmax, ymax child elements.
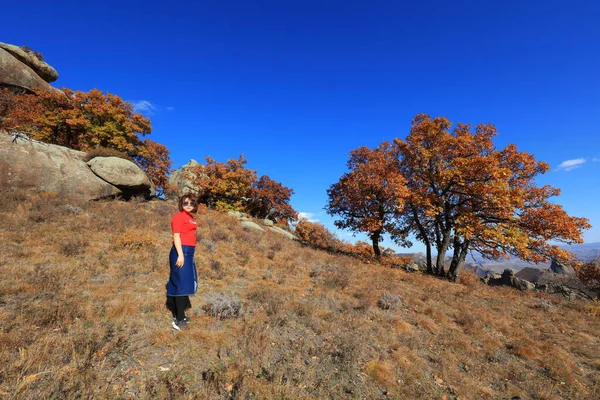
<box><xmin>173</xmin><ymin>233</ymin><xmax>185</xmax><ymax>268</ymax></box>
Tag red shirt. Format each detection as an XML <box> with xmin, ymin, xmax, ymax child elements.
<box><xmin>171</xmin><ymin>211</ymin><xmax>197</xmax><ymax>246</ymax></box>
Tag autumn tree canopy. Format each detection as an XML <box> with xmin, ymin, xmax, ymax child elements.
<box><xmin>0</xmin><ymin>87</ymin><xmax>172</xmax><ymax>194</ymax></box>
<box><xmin>247</xmin><ymin>175</ymin><xmax>298</xmax><ymax>224</ymax></box>
<box><xmin>393</xmin><ymin>114</ymin><xmax>591</xmax><ymax>279</ymax></box>
<box><xmin>190</xmin><ymin>155</ymin><xmax>297</xmax><ymax>222</ymax></box>
<box><xmin>326</xmin><ymin>142</ymin><xmax>408</xmax><ymax>259</ymax></box>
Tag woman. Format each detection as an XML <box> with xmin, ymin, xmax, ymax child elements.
<box><xmin>166</xmin><ymin>194</ymin><xmax>199</xmax><ymax>331</ymax></box>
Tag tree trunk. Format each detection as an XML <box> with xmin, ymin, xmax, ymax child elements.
<box><xmin>425</xmin><ymin>243</ymin><xmax>433</xmax><ymax>274</ymax></box>
<box><xmin>371</xmin><ymin>231</ymin><xmax>381</xmax><ymax>260</ymax></box>
<box><xmin>448</xmin><ymin>239</ymin><xmax>469</xmax><ymax>281</ymax></box>
<box><xmin>435</xmin><ymin>230</ymin><xmax>451</xmax><ymax>276</ymax></box>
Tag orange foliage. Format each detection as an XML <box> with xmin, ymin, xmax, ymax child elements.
<box><xmin>1</xmin><ymin>87</ymin><xmax>173</xmax><ymax>194</ymax></box>
<box><xmin>247</xmin><ymin>175</ymin><xmax>297</xmax><ymax>223</ymax></box>
<box><xmin>326</xmin><ymin>142</ymin><xmax>408</xmax><ymax>259</ymax></box>
<box><xmin>394</xmin><ymin>114</ymin><xmax>590</xmax><ymax>279</ymax></box>
<box><xmin>1</xmin><ymin>88</ymin><xmax>151</xmax><ymax>152</ymax></box>
<box><xmin>576</xmin><ymin>258</ymin><xmax>600</xmax><ymax>293</ymax></box>
<box><xmin>134</xmin><ymin>139</ymin><xmax>173</xmax><ymax>196</ymax></box>
<box><xmin>191</xmin><ymin>154</ymin><xmax>257</xmax><ymax>211</ymax></box>
<box><xmin>295</xmin><ymin>220</ymin><xmax>338</xmax><ymax>251</ymax></box>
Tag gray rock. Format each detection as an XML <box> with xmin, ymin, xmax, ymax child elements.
<box><xmin>0</xmin><ymin>133</ymin><xmax>121</xmax><ymax>200</ymax></box>
<box><xmin>268</xmin><ymin>226</ymin><xmax>297</xmax><ymax>240</ymax></box>
<box><xmin>550</xmin><ymin>259</ymin><xmax>576</xmax><ymax>275</ymax></box>
<box><xmin>168</xmin><ymin>159</ymin><xmax>202</xmax><ymax>196</ymax></box>
<box><xmin>87</xmin><ymin>156</ymin><xmax>151</xmax><ymax>195</ymax></box>
<box><xmin>0</xmin><ymin>47</ymin><xmax>61</xmax><ymax>94</ymax></box>
<box><xmin>261</xmin><ymin>218</ymin><xmax>274</xmax><ymax>227</ymax></box>
<box><xmin>240</xmin><ymin>221</ymin><xmax>265</xmax><ymax>232</ymax></box>
<box><xmin>513</xmin><ymin>277</ymin><xmax>535</xmax><ymax>291</ymax></box>
<box><xmin>0</xmin><ymin>42</ymin><xmax>58</xmax><ymax>82</ymax></box>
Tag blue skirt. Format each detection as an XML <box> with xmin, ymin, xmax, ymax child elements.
<box><xmin>166</xmin><ymin>245</ymin><xmax>198</xmax><ymax>296</ymax></box>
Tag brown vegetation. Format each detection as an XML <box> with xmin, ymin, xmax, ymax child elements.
<box><xmin>1</xmin><ymin>188</ymin><xmax>599</xmax><ymax>399</ymax></box>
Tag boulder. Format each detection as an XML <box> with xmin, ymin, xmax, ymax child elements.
<box><xmin>550</xmin><ymin>259</ymin><xmax>576</xmax><ymax>275</ymax></box>
<box><xmin>87</xmin><ymin>156</ymin><xmax>151</xmax><ymax>196</ymax></box>
<box><xmin>168</xmin><ymin>159</ymin><xmax>201</xmax><ymax>196</ymax></box>
<box><xmin>0</xmin><ymin>47</ymin><xmax>61</xmax><ymax>94</ymax></box>
<box><xmin>240</xmin><ymin>221</ymin><xmax>265</xmax><ymax>232</ymax></box>
<box><xmin>513</xmin><ymin>277</ymin><xmax>535</xmax><ymax>291</ymax></box>
<box><xmin>515</xmin><ymin>267</ymin><xmax>544</xmax><ymax>283</ymax></box>
<box><xmin>0</xmin><ymin>42</ymin><xmax>58</xmax><ymax>82</ymax></box>
<box><xmin>268</xmin><ymin>226</ymin><xmax>297</xmax><ymax>240</ymax></box>
<box><xmin>261</xmin><ymin>218</ymin><xmax>274</xmax><ymax>227</ymax></box>
<box><xmin>0</xmin><ymin>133</ymin><xmax>121</xmax><ymax>200</ymax></box>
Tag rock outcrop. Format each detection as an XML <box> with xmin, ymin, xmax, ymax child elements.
<box><xmin>0</xmin><ymin>134</ymin><xmax>121</xmax><ymax>199</ymax></box>
<box><xmin>0</xmin><ymin>42</ymin><xmax>58</xmax><ymax>83</ymax></box>
<box><xmin>550</xmin><ymin>259</ymin><xmax>576</xmax><ymax>275</ymax></box>
<box><xmin>0</xmin><ymin>134</ymin><xmax>153</xmax><ymax>200</ymax></box>
<box><xmin>168</xmin><ymin>159</ymin><xmax>201</xmax><ymax>196</ymax></box>
<box><xmin>88</xmin><ymin>157</ymin><xmax>152</xmax><ymax>193</ymax></box>
<box><xmin>484</xmin><ymin>269</ymin><xmax>535</xmax><ymax>291</ymax></box>
<box><xmin>0</xmin><ymin>46</ymin><xmax>61</xmax><ymax>94</ymax></box>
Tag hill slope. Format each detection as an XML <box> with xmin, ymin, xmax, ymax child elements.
<box><xmin>1</xmin><ymin>190</ymin><xmax>599</xmax><ymax>399</ymax></box>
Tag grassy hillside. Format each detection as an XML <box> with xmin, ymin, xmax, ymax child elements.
<box><xmin>1</xmin><ymin>190</ymin><xmax>599</xmax><ymax>399</ymax></box>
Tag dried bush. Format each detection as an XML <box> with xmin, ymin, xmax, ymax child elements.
<box><xmin>202</xmin><ymin>293</ymin><xmax>243</xmax><ymax>319</ymax></box>
<box><xmin>59</xmin><ymin>237</ymin><xmax>89</xmax><ymax>257</ymax></box>
<box><xmin>377</xmin><ymin>293</ymin><xmax>402</xmax><ymax>310</ymax></box>
<box><xmin>84</xmin><ymin>146</ymin><xmax>133</xmax><ymax>162</ymax></box>
<box><xmin>116</xmin><ymin>230</ymin><xmax>156</xmax><ymax>250</ymax></box>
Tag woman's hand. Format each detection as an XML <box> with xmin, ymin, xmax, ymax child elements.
<box><xmin>176</xmin><ymin>255</ymin><xmax>185</xmax><ymax>268</ymax></box>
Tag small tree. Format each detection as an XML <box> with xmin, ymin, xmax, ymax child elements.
<box><xmin>134</xmin><ymin>139</ymin><xmax>173</xmax><ymax>196</ymax></box>
<box><xmin>295</xmin><ymin>220</ymin><xmax>339</xmax><ymax>251</ymax></box>
<box><xmin>326</xmin><ymin>142</ymin><xmax>408</xmax><ymax>259</ymax></box>
<box><xmin>192</xmin><ymin>154</ymin><xmax>257</xmax><ymax>211</ymax></box>
<box><xmin>247</xmin><ymin>175</ymin><xmax>298</xmax><ymax>223</ymax></box>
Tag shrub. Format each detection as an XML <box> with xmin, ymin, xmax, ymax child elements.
<box><xmin>295</xmin><ymin>220</ymin><xmax>338</xmax><ymax>251</ymax></box>
<box><xmin>377</xmin><ymin>293</ymin><xmax>402</xmax><ymax>310</ymax></box>
<box><xmin>84</xmin><ymin>146</ymin><xmax>133</xmax><ymax>162</ymax></box>
<box><xmin>202</xmin><ymin>293</ymin><xmax>243</xmax><ymax>319</ymax></box>
<box><xmin>59</xmin><ymin>237</ymin><xmax>89</xmax><ymax>257</ymax></box>
<box><xmin>116</xmin><ymin>230</ymin><xmax>156</xmax><ymax>250</ymax></box>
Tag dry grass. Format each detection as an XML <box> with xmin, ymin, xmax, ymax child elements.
<box><xmin>1</xmin><ymin>188</ymin><xmax>600</xmax><ymax>399</ymax></box>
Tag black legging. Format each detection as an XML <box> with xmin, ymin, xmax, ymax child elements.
<box><xmin>166</xmin><ymin>295</ymin><xmax>191</xmax><ymax>321</ymax></box>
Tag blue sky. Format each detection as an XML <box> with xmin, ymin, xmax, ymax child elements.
<box><xmin>3</xmin><ymin>0</ymin><xmax>599</xmax><ymax>252</ymax></box>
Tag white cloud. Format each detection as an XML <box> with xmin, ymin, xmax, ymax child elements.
<box><xmin>556</xmin><ymin>158</ymin><xmax>586</xmax><ymax>171</ymax></box>
<box><xmin>130</xmin><ymin>100</ymin><xmax>156</xmax><ymax>114</ymax></box>
<box><xmin>298</xmin><ymin>212</ymin><xmax>319</xmax><ymax>223</ymax></box>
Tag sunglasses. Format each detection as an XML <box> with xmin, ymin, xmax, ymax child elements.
<box><xmin>183</xmin><ymin>201</ymin><xmax>196</xmax><ymax>206</ymax></box>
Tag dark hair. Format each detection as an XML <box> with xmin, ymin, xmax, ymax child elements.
<box><xmin>178</xmin><ymin>194</ymin><xmax>198</xmax><ymax>213</ymax></box>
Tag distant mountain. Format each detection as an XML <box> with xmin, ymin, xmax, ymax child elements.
<box><xmin>467</xmin><ymin>242</ymin><xmax>600</xmax><ymax>271</ymax></box>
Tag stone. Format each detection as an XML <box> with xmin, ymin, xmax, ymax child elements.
<box><xmin>512</xmin><ymin>277</ymin><xmax>535</xmax><ymax>291</ymax></box>
<box><xmin>268</xmin><ymin>226</ymin><xmax>297</xmax><ymax>240</ymax></box>
<box><xmin>550</xmin><ymin>259</ymin><xmax>576</xmax><ymax>275</ymax></box>
<box><xmin>0</xmin><ymin>47</ymin><xmax>61</xmax><ymax>94</ymax></box>
<box><xmin>0</xmin><ymin>42</ymin><xmax>58</xmax><ymax>82</ymax></box>
<box><xmin>261</xmin><ymin>218</ymin><xmax>274</xmax><ymax>227</ymax></box>
<box><xmin>87</xmin><ymin>156</ymin><xmax>151</xmax><ymax>195</ymax></box>
<box><xmin>0</xmin><ymin>133</ymin><xmax>121</xmax><ymax>200</ymax></box>
<box><xmin>168</xmin><ymin>159</ymin><xmax>202</xmax><ymax>196</ymax></box>
<box><xmin>240</xmin><ymin>221</ymin><xmax>265</xmax><ymax>232</ymax></box>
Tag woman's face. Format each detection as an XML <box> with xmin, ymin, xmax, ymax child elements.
<box><xmin>182</xmin><ymin>199</ymin><xmax>196</xmax><ymax>213</ymax></box>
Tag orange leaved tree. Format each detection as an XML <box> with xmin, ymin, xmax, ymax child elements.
<box><xmin>191</xmin><ymin>154</ymin><xmax>257</xmax><ymax>211</ymax></box>
<box><xmin>0</xmin><ymin>87</ymin><xmax>174</xmax><ymax>195</ymax></box>
<box><xmin>1</xmin><ymin>88</ymin><xmax>151</xmax><ymax>152</ymax></box>
<box><xmin>247</xmin><ymin>175</ymin><xmax>298</xmax><ymax>223</ymax></box>
<box><xmin>133</xmin><ymin>139</ymin><xmax>173</xmax><ymax>196</ymax></box>
<box><xmin>394</xmin><ymin>114</ymin><xmax>591</xmax><ymax>280</ymax></box>
<box><xmin>326</xmin><ymin>142</ymin><xmax>408</xmax><ymax>259</ymax></box>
